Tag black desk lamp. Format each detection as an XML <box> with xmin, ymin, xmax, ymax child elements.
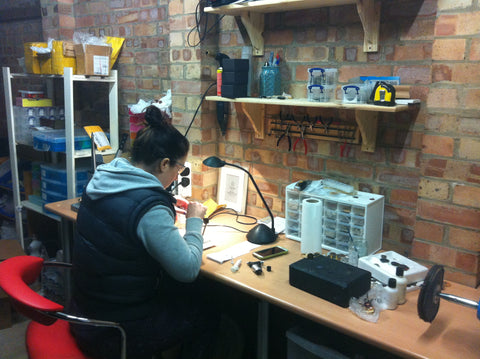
<box><xmin>203</xmin><ymin>156</ymin><xmax>277</xmax><ymax>245</ymax></box>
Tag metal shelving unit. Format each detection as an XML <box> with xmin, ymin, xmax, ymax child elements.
<box><xmin>2</xmin><ymin>66</ymin><xmax>119</xmax><ymax>248</ymax></box>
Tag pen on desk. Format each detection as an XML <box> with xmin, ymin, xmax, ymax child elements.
<box><xmin>231</xmin><ymin>259</ymin><xmax>242</xmax><ymax>273</ymax></box>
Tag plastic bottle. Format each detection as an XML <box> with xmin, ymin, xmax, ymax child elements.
<box><xmin>216</xmin><ymin>66</ymin><xmax>223</xmax><ymax>96</ymax></box>
<box><xmin>383</xmin><ymin>278</ymin><xmax>398</xmax><ymax>310</ymax></box>
<box><xmin>396</xmin><ymin>267</ymin><xmax>407</xmax><ymax>305</ymax></box>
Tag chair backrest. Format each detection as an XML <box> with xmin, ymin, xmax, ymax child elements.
<box><xmin>0</xmin><ymin>255</ymin><xmax>63</xmax><ymax>325</ymax></box>
<box><xmin>0</xmin><ymin>255</ymin><xmax>127</xmax><ymax>359</ymax></box>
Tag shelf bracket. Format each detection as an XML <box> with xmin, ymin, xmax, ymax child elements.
<box><xmin>355</xmin><ymin>109</ymin><xmax>378</xmax><ymax>152</ymax></box>
<box><xmin>235</xmin><ymin>102</ymin><xmax>265</xmax><ymax>139</ymax></box>
<box><xmin>239</xmin><ymin>12</ymin><xmax>265</xmax><ymax>56</ymax></box>
<box><xmin>356</xmin><ymin>0</ymin><xmax>381</xmax><ymax>52</ymax></box>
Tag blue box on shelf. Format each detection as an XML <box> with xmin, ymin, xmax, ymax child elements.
<box><xmin>40</xmin><ymin>163</ymin><xmax>90</xmax><ymax>183</ymax></box>
<box><xmin>33</xmin><ymin>129</ymin><xmax>91</xmax><ymax>152</ymax></box>
<box><xmin>41</xmin><ymin>178</ymin><xmax>87</xmax><ymax>197</ymax></box>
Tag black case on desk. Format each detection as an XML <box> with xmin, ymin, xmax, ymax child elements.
<box><xmin>289</xmin><ymin>256</ymin><xmax>371</xmax><ymax>308</ymax></box>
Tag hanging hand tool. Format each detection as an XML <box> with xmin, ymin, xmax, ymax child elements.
<box><xmin>320</xmin><ymin>117</ymin><xmax>333</xmax><ymax>134</ymax></box>
<box><xmin>277</xmin><ymin>123</ymin><xmax>292</xmax><ymax>151</ymax></box>
<box><xmin>293</xmin><ymin>124</ymin><xmax>307</xmax><ymax>154</ymax></box>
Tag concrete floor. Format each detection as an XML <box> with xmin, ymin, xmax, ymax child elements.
<box><xmin>0</xmin><ymin>313</ymin><xmax>29</xmax><ymax>359</ymax></box>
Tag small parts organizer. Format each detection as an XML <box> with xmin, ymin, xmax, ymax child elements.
<box><xmin>285</xmin><ymin>180</ymin><xmax>384</xmax><ymax>256</ymax></box>
<box><xmin>269</xmin><ymin>112</ymin><xmax>360</xmax><ymax>149</ymax></box>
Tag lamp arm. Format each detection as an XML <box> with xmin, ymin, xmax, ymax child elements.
<box><xmin>225</xmin><ymin>162</ymin><xmax>275</xmax><ymax>232</ymax></box>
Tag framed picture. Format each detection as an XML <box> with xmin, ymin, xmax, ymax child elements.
<box><xmin>218</xmin><ymin>166</ymin><xmax>248</xmax><ymax>214</ymax></box>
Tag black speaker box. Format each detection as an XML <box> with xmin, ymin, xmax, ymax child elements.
<box><xmin>289</xmin><ymin>255</ymin><xmax>371</xmax><ymax>307</ymax></box>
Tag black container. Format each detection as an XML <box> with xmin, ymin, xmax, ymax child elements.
<box><xmin>222</xmin><ymin>59</ymin><xmax>249</xmax><ymax>72</ymax></box>
<box><xmin>221</xmin><ymin>84</ymin><xmax>248</xmax><ymax>99</ymax></box>
<box><xmin>222</xmin><ymin>71</ymin><xmax>249</xmax><ymax>85</ymax></box>
<box><xmin>289</xmin><ymin>255</ymin><xmax>371</xmax><ymax>307</ymax></box>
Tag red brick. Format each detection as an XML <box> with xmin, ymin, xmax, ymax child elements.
<box><xmin>453</xmin><ymin>184</ymin><xmax>480</xmax><ymax>208</ymax></box>
<box><xmin>426</xmin><ymin>88</ymin><xmax>459</xmax><ymax>108</ymax></box>
<box><xmin>432</xmin><ymin>39</ymin><xmax>466</xmax><ymax>60</ymax></box>
<box><xmin>452</xmin><ymin>63</ymin><xmax>480</xmax><ymax>84</ymax></box>
<box><xmin>376</xmin><ymin>168</ymin><xmax>420</xmax><ymax>188</ymax></box>
<box><xmin>394</xmin><ymin>66</ymin><xmax>431</xmax><ymax>85</ymax></box>
<box><xmin>449</xmin><ymin>227</ymin><xmax>480</xmax><ymax>252</ymax></box>
<box><xmin>435</xmin><ymin>15</ymin><xmax>458</xmax><ymax>36</ymax></box>
<box><xmin>431</xmin><ymin>64</ymin><xmax>452</xmax><ymax>83</ymax></box>
<box><xmin>464</xmin><ymin>89</ymin><xmax>480</xmax><ymax>110</ymax></box>
<box><xmin>418</xmin><ymin>199</ymin><xmax>480</xmax><ymax>230</ymax></box>
<box><xmin>390</xmin><ymin>189</ymin><xmax>418</xmax><ymax>208</ymax></box>
<box><xmin>326</xmin><ymin>159</ymin><xmax>373</xmax><ymax>179</ymax></box>
<box><xmin>338</xmin><ymin>65</ymin><xmax>392</xmax><ymax>83</ymax></box>
<box><xmin>414</xmin><ymin>220</ymin><xmax>444</xmax><ymax>243</ymax></box>
<box><xmin>422</xmin><ymin>134</ymin><xmax>454</xmax><ymax>157</ymax></box>
<box><xmin>264</xmin><ymin>30</ymin><xmax>294</xmax><ymax>46</ymax></box>
<box><xmin>470</xmin><ymin>38</ymin><xmax>480</xmax><ymax>60</ymax></box>
<box><xmin>455</xmin><ymin>252</ymin><xmax>479</xmax><ymax>273</ymax></box>
<box><xmin>384</xmin><ymin>206</ymin><xmax>417</xmax><ymax>226</ymax></box>
<box><xmin>393</xmin><ymin>44</ymin><xmax>432</xmax><ymax>61</ymax></box>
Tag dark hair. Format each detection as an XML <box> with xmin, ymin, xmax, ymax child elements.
<box><xmin>131</xmin><ymin>105</ymin><xmax>189</xmax><ymax>166</ymax></box>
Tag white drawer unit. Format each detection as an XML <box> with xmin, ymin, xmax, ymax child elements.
<box><xmin>285</xmin><ymin>181</ymin><xmax>384</xmax><ymax>256</ymax></box>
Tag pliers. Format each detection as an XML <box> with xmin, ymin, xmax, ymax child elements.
<box><xmin>320</xmin><ymin>117</ymin><xmax>333</xmax><ymax>134</ymax></box>
<box><xmin>293</xmin><ymin>124</ymin><xmax>307</xmax><ymax>154</ymax></box>
<box><xmin>277</xmin><ymin>123</ymin><xmax>292</xmax><ymax>151</ymax></box>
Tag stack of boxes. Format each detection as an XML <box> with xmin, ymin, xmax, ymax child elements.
<box><xmin>307</xmin><ymin>67</ymin><xmax>338</xmax><ymax>102</ymax></box>
<box><xmin>40</xmin><ymin>163</ymin><xmax>89</xmax><ymax>205</ymax></box>
<box><xmin>221</xmin><ymin>59</ymin><xmax>249</xmax><ymax>98</ymax></box>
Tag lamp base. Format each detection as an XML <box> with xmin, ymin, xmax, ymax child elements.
<box><xmin>246</xmin><ymin>224</ymin><xmax>277</xmax><ymax>245</ymax></box>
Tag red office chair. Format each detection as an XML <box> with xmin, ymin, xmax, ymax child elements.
<box><xmin>0</xmin><ymin>255</ymin><xmax>126</xmax><ymax>359</ymax></box>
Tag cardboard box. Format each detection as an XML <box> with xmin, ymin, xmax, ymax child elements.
<box><xmin>0</xmin><ymin>239</ymin><xmax>25</xmax><ymax>329</ymax></box>
<box><xmin>74</xmin><ymin>44</ymin><xmax>112</xmax><ymax>76</ymax></box>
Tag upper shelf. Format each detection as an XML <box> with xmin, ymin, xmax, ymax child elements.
<box><xmin>205</xmin><ymin>0</ymin><xmax>381</xmax><ymax>55</ymax></box>
<box><xmin>206</xmin><ymin>95</ymin><xmax>415</xmax><ymax>152</ymax></box>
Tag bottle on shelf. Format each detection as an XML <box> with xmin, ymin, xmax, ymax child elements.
<box><xmin>396</xmin><ymin>267</ymin><xmax>407</xmax><ymax>305</ymax></box>
<box><xmin>382</xmin><ymin>278</ymin><xmax>398</xmax><ymax>310</ymax></box>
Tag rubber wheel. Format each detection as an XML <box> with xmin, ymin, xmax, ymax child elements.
<box><xmin>418</xmin><ymin>265</ymin><xmax>444</xmax><ymax>322</ymax></box>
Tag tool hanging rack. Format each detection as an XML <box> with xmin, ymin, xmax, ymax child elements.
<box><xmin>268</xmin><ymin>111</ymin><xmax>361</xmax><ymax>145</ymax></box>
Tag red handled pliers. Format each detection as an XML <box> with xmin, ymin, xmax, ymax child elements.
<box><xmin>293</xmin><ymin>124</ymin><xmax>307</xmax><ymax>154</ymax></box>
<box><xmin>277</xmin><ymin>123</ymin><xmax>292</xmax><ymax>151</ymax></box>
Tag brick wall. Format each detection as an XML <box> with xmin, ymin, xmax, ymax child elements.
<box><xmin>0</xmin><ymin>0</ymin><xmax>478</xmax><ymax>287</ymax></box>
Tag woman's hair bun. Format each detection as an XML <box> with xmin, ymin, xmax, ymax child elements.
<box><xmin>144</xmin><ymin>105</ymin><xmax>170</xmax><ymax>130</ymax></box>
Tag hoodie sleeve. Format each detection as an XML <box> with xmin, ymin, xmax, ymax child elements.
<box><xmin>136</xmin><ymin>204</ymin><xmax>204</xmax><ymax>282</ymax></box>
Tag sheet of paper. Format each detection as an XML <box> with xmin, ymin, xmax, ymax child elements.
<box><xmin>206</xmin><ymin>241</ymin><xmax>260</xmax><ymax>264</ymax></box>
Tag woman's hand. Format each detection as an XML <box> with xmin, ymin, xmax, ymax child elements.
<box><xmin>186</xmin><ymin>201</ymin><xmax>207</xmax><ymax>219</ymax></box>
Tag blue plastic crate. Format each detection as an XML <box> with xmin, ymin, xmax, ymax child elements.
<box><xmin>41</xmin><ymin>177</ymin><xmax>87</xmax><ymax>197</ymax></box>
<box><xmin>33</xmin><ymin>129</ymin><xmax>91</xmax><ymax>152</ymax></box>
<box><xmin>41</xmin><ymin>189</ymin><xmax>67</xmax><ymax>203</ymax></box>
<box><xmin>40</xmin><ymin>163</ymin><xmax>89</xmax><ymax>183</ymax></box>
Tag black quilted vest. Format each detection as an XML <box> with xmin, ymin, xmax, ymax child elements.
<box><xmin>72</xmin><ymin>187</ymin><xmax>176</xmax><ymax>321</ymax></box>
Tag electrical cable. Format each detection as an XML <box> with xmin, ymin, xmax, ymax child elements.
<box><xmin>184</xmin><ymin>81</ymin><xmax>216</xmax><ymax>137</ymax></box>
<box><xmin>203</xmin><ymin>207</ymin><xmax>258</xmax><ymax>234</ymax></box>
<box><xmin>187</xmin><ymin>0</ymin><xmax>225</xmax><ymax>47</ymax></box>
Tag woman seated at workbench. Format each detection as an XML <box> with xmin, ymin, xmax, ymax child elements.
<box><xmin>69</xmin><ymin>105</ymin><xmax>221</xmax><ymax>359</ymax></box>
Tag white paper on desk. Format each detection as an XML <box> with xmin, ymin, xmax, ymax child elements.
<box><xmin>206</xmin><ymin>241</ymin><xmax>260</xmax><ymax>264</ymax></box>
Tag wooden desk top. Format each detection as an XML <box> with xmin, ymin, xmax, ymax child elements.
<box><xmin>45</xmin><ymin>199</ymin><xmax>480</xmax><ymax>359</ymax></box>
<box><xmin>201</xmin><ymin>221</ymin><xmax>480</xmax><ymax>359</ymax></box>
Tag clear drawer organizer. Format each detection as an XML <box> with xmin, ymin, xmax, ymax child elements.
<box><xmin>285</xmin><ymin>180</ymin><xmax>384</xmax><ymax>256</ymax></box>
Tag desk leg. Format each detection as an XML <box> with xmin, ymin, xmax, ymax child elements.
<box><xmin>257</xmin><ymin>300</ymin><xmax>269</xmax><ymax>359</ymax></box>
<box><xmin>59</xmin><ymin>218</ymin><xmax>74</xmax><ymax>305</ymax></box>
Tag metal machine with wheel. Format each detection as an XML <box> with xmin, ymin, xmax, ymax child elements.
<box><xmin>417</xmin><ymin>265</ymin><xmax>480</xmax><ymax>323</ymax></box>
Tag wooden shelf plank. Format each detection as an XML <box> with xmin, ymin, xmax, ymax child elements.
<box><xmin>206</xmin><ymin>96</ymin><xmax>415</xmax><ymax>151</ymax></box>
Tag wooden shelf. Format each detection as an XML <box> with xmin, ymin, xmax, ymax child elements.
<box><xmin>205</xmin><ymin>0</ymin><xmax>381</xmax><ymax>55</ymax></box>
<box><xmin>206</xmin><ymin>96</ymin><xmax>413</xmax><ymax>152</ymax></box>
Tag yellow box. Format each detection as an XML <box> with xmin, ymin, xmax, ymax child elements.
<box><xmin>24</xmin><ymin>42</ymin><xmax>48</xmax><ymax>74</ymax></box>
<box><xmin>52</xmin><ymin>40</ymin><xmax>76</xmax><ymax>75</ymax></box>
<box><xmin>74</xmin><ymin>44</ymin><xmax>112</xmax><ymax>76</ymax></box>
<box><xmin>16</xmin><ymin>98</ymin><xmax>53</xmax><ymax>107</ymax></box>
